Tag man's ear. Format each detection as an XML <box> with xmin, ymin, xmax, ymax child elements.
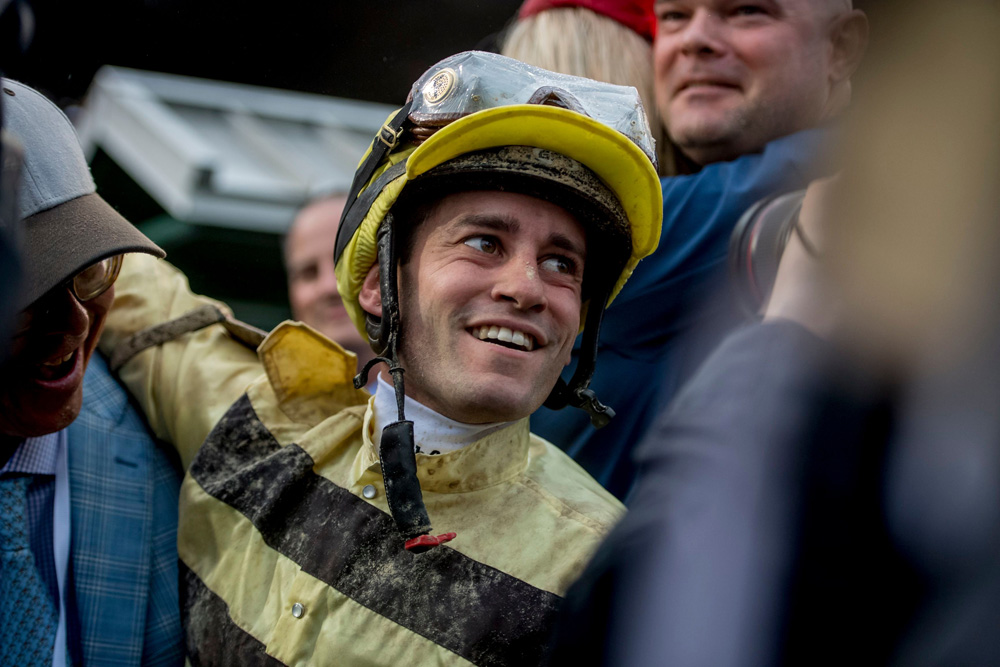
<box><xmin>358</xmin><ymin>264</ymin><xmax>382</xmax><ymax>317</ymax></box>
<box><xmin>829</xmin><ymin>10</ymin><xmax>869</xmax><ymax>85</ymax></box>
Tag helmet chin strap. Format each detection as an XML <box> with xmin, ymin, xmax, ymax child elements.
<box><xmin>543</xmin><ymin>284</ymin><xmax>616</xmax><ymax>428</ymax></box>
<box><xmin>354</xmin><ymin>216</ymin><xmax>455</xmax><ymax>553</ymax></box>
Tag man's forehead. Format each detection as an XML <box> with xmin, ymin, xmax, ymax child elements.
<box><xmin>287</xmin><ymin>198</ymin><xmax>346</xmax><ymax>256</ymax></box>
<box><xmin>291</xmin><ymin>198</ymin><xmax>347</xmax><ymax>237</ymax></box>
<box><xmin>437</xmin><ymin>189</ymin><xmax>578</xmax><ymax>219</ymax></box>
<box><xmin>427</xmin><ymin>191</ymin><xmax>585</xmax><ymax>244</ymax></box>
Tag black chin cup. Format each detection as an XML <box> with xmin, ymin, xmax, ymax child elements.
<box><xmin>543</xmin><ymin>285</ymin><xmax>616</xmax><ymax>429</ymax></box>
<box><xmin>378</xmin><ymin>420</ymin><xmax>432</xmax><ymax>540</ymax></box>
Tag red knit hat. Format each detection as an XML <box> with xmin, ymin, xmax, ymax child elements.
<box><xmin>518</xmin><ymin>0</ymin><xmax>656</xmax><ymax>42</ymax></box>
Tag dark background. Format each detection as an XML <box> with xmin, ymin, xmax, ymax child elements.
<box><xmin>4</xmin><ymin>0</ymin><xmax>523</xmax><ymax>329</ymax></box>
<box><xmin>4</xmin><ymin>0</ymin><xmax>880</xmax><ymax>329</ymax></box>
<box><xmin>6</xmin><ymin>0</ymin><xmax>521</xmax><ymax>107</ymax></box>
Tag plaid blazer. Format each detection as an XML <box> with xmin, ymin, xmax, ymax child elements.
<box><xmin>66</xmin><ymin>353</ymin><xmax>184</xmax><ymax>666</ymax></box>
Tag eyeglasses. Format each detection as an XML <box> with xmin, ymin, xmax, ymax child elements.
<box><xmin>68</xmin><ymin>254</ymin><xmax>123</xmax><ymax>302</ymax></box>
<box><xmin>11</xmin><ymin>254</ymin><xmax>124</xmax><ymax>337</ymax></box>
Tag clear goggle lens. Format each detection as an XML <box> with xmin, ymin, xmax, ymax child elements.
<box><xmin>407</xmin><ymin>51</ymin><xmax>657</xmax><ymax>165</ymax></box>
<box><xmin>72</xmin><ymin>254</ymin><xmax>123</xmax><ymax>301</ymax></box>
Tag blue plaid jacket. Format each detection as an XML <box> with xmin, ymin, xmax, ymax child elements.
<box><xmin>66</xmin><ymin>353</ymin><xmax>184</xmax><ymax>666</ymax></box>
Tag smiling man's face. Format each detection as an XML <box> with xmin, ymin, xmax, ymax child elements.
<box><xmin>0</xmin><ymin>281</ymin><xmax>113</xmax><ymax>440</ymax></box>
<box><xmin>368</xmin><ymin>190</ymin><xmax>586</xmax><ymax>424</ymax></box>
<box><xmin>654</xmin><ymin>0</ymin><xmax>838</xmax><ymax>164</ymax></box>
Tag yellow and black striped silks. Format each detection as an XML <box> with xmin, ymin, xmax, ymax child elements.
<box><xmin>100</xmin><ymin>254</ymin><xmax>625</xmax><ymax>667</ymax></box>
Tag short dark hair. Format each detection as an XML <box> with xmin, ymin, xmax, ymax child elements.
<box><xmin>388</xmin><ymin>188</ymin><xmax>441</xmax><ymax>267</ymax></box>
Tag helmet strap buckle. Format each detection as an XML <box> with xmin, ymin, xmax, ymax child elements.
<box><xmin>378</xmin><ymin>122</ymin><xmax>405</xmax><ymax>150</ymax></box>
<box><xmin>543</xmin><ymin>284</ymin><xmax>617</xmax><ymax>428</ymax></box>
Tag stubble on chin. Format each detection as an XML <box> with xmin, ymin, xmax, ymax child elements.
<box><xmin>671</xmin><ymin>100</ymin><xmax>768</xmax><ymax>164</ymax></box>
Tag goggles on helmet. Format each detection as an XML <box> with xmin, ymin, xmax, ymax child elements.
<box><xmin>405</xmin><ymin>52</ymin><xmax>657</xmax><ymax>164</ymax></box>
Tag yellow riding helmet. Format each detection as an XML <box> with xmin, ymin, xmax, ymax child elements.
<box><xmin>334</xmin><ymin>51</ymin><xmax>663</xmax><ymax>338</ymax></box>
<box><xmin>331</xmin><ymin>52</ymin><xmax>664</xmax><ymax>550</ymax></box>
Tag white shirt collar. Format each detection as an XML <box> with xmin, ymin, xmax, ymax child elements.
<box><xmin>371</xmin><ymin>374</ymin><xmax>514</xmax><ymax>455</ymax></box>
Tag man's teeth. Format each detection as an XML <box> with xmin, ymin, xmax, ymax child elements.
<box><xmin>42</xmin><ymin>351</ymin><xmax>74</xmax><ymax>367</ymax></box>
<box><xmin>474</xmin><ymin>325</ymin><xmax>535</xmax><ymax>351</ymax></box>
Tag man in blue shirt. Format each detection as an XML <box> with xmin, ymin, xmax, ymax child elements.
<box><xmin>531</xmin><ymin>0</ymin><xmax>869</xmax><ymax>500</ymax></box>
<box><xmin>0</xmin><ymin>80</ymin><xmax>183</xmax><ymax>666</ymax></box>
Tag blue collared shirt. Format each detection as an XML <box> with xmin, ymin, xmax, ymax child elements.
<box><xmin>1</xmin><ymin>431</ymin><xmax>60</xmax><ymax>608</ymax></box>
<box><xmin>1</xmin><ymin>430</ymin><xmax>77</xmax><ymax>665</ymax></box>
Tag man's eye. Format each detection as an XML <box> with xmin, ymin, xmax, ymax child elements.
<box><xmin>464</xmin><ymin>236</ymin><xmax>500</xmax><ymax>254</ymax></box>
<box><xmin>292</xmin><ymin>265</ymin><xmax>318</xmax><ymax>283</ymax></box>
<box><xmin>657</xmin><ymin>9</ymin><xmax>688</xmax><ymax>22</ymax></box>
<box><xmin>733</xmin><ymin>5</ymin><xmax>767</xmax><ymax>16</ymax></box>
<box><xmin>540</xmin><ymin>256</ymin><xmax>577</xmax><ymax>275</ymax></box>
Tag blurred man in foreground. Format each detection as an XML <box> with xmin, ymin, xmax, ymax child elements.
<box><xmin>554</xmin><ymin>2</ymin><xmax>1000</xmax><ymax>662</ymax></box>
<box><xmin>531</xmin><ymin>0</ymin><xmax>869</xmax><ymax>500</ymax></box>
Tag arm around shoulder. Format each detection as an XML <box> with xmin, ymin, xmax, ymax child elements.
<box><xmin>100</xmin><ymin>253</ymin><xmax>266</xmax><ymax>467</ymax></box>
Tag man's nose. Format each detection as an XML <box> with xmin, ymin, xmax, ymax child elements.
<box><xmin>680</xmin><ymin>10</ymin><xmax>726</xmax><ymax>56</ymax></box>
<box><xmin>318</xmin><ymin>262</ymin><xmax>340</xmax><ymax>295</ymax></box>
<box><xmin>492</xmin><ymin>258</ymin><xmax>547</xmax><ymax>312</ymax></box>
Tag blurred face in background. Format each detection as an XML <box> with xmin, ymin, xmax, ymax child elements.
<box><xmin>286</xmin><ymin>196</ymin><xmax>370</xmax><ymax>357</ymax></box>
<box><xmin>653</xmin><ymin>0</ymin><xmax>862</xmax><ymax>165</ymax></box>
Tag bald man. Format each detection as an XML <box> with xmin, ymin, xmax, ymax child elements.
<box><xmin>285</xmin><ymin>196</ymin><xmax>376</xmax><ymax>372</ymax></box>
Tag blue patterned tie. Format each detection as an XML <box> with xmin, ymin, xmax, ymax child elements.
<box><xmin>0</xmin><ymin>475</ymin><xmax>57</xmax><ymax>666</ymax></box>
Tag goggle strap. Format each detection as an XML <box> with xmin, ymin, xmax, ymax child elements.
<box><xmin>335</xmin><ymin>160</ymin><xmax>408</xmax><ymax>266</ymax></box>
<box><xmin>335</xmin><ymin>100</ymin><xmax>414</xmax><ymax>263</ymax></box>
